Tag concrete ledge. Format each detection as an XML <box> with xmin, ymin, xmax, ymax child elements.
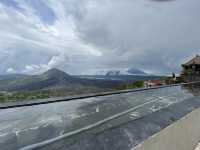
<box><xmin>133</xmin><ymin>107</ymin><xmax>200</xmax><ymax>150</ymax></box>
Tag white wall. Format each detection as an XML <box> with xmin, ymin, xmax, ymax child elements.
<box><xmin>133</xmin><ymin>108</ymin><xmax>200</xmax><ymax>150</ymax></box>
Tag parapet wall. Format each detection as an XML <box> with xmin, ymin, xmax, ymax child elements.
<box><xmin>133</xmin><ymin>107</ymin><xmax>200</xmax><ymax>150</ymax></box>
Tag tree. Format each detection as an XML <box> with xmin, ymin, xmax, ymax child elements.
<box><xmin>172</xmin><ymin>72</ymin><xmax>176</xmax><ymax>79</ymax></box>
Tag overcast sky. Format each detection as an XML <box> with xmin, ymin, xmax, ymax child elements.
<box><xmin>0</xmin><ymin>0</ymin><xmax>200</xmax><ymax>75</ymax></box>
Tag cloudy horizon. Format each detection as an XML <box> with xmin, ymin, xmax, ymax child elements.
<box><xmin>0</xmin><ymin>0</ymin><xmax>200</xmax><ymax>75</ymax></box>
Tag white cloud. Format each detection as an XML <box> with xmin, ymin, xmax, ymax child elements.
<box><xmin>6</xmin><ymin>68</ymin><xmax>16</xmax><ymax>74</ymax></box>
<box><xmin>0</xmin><ymin>0</ymin><xmax>102</xmax><ymax>74</ymax></box>
<box><xmin>20</xmin><ymin>53</ymin><xmax>67</xmax><ymax>74</ymax></box>
<box><xmin>0</xmin><ymin>0</ymin><xmax>200</xmax><ymax>75</ymax></box>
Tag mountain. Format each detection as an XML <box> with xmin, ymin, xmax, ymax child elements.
<box><xmin>0</xmin><ymin>68</ymin><xmax>123</xmax><ymax>92</ymax></box>
<box><xmin>126</xmin><ymin>68</ymin><xmax>147</xmax><ymax>75</ymax></box>
<box><xmin>78</xmin><ymin>68</ymin><xmax>161</xmax><ymax>82</ymax></box>
<box><xmin>42</xmin><ymin>68</ymin><xmax>70</xmax><ymax>78</ymax></box>
<box><xmin>100</xmin><ymin>68</ymin><xmax>147</xmax><ymax>76</ymax></box>
<box><xmin>106</xmin><ymin>70</ymin><xmax>121</xmax><ymax>76</ymax></box>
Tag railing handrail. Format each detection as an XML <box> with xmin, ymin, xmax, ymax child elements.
<box><xmin>0</xmin><ymin>81</ymin><xmax>200</xmax><ymax>109</ymax></box>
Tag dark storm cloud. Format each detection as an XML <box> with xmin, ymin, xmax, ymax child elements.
<box><xmin>71</xmin><ymin>0</ymin><xmax>200</xmax><ymax>74</ymax></box>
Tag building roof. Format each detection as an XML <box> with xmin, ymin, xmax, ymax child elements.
<box><xmin>182</xmin><ymin>55</ymin><xmax>200</xmax><ymax>66</ymax></box>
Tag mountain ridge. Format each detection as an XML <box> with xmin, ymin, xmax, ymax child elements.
<box><xmin>99</xmin><ymin>68</ymin><xmax>148</xmax><ymax>76</ymax></box>
<box><xmin>127</xmin><ymin>68</ymin><xmax>147</xmax><ymax>75</ymax></box>
<box><xmin>0</xmin><ymin>68</ymin><xmax>123</xmax><ymax>92</ymax></box>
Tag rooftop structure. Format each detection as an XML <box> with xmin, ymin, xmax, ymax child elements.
<box><xmin>181</xmin><ymin>55</ymin><xmax>200</xmax><ymax>82</ymax></box>
<box><xmin>182</xmin><ymin>55</ymin><xmax>200</xmax><ymax>67</ymax></box>
<box><xmin>182</xmin><ymin>55</ymin><xmax>200</xmax><ymax>74</ymax></box>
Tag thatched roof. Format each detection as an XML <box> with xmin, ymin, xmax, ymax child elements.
<box><xmin>182</xmin><ymin>55</ymin><xmax>200</xmax><ymax>66</ymax></box>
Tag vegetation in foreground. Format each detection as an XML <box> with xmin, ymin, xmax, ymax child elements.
<box><xmin>116</xmin><ymin>81</ymin><xmax>144</xmax><ymax>90</ymax></box>
<box><xmin>0</xmin><ymin>86</ymin><xmax>107</xmax><ymax>103</ymax></box>
<box><xmin>0</xmin><ymin>81</ymin><xmax>145</xmax><ymax>103</ymax></box>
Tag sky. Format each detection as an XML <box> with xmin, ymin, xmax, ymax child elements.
<box><xmin>0</xmin><ymin>0</ymin><xmax>200</xmax><ymax>75</ymax></box>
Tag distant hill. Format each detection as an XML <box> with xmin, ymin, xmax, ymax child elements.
<box><xmin>97</xmin><ymin>68</ymin><xmax>147</xmax><ymax>76</ymax></box>
<box><xmin>0</xmin><ymin>68</ymin><xmax>123</xmax><ymax>92</ymax></box>
<box><xmin>106</xmin><ymin>70</ymin><xmax>121</xmax><ymax>76</ymax></box>
<box><xmin>127</xmin><ymin>68</ymin><xmax>147</xmax><ymax>75</ymax></box>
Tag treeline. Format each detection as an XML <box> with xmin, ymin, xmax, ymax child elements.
<box><xmin>0</xmin><ymin>87</ymin><xmax>105</xmax><ymax>103</ymax></box>
<box><xmin>0</xmin><ymin>81</ymin><xmax>146</xmax><ymax>103</ymax></box>
<box><xmin>0</xmin><ymin>91</ymin><xmax>50</xmax><ymax>103</ymax></box>
<box><xmin>116</xmin><ymin>81</ymin><xmax>144</xmax><ymax>90</ymax></box>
